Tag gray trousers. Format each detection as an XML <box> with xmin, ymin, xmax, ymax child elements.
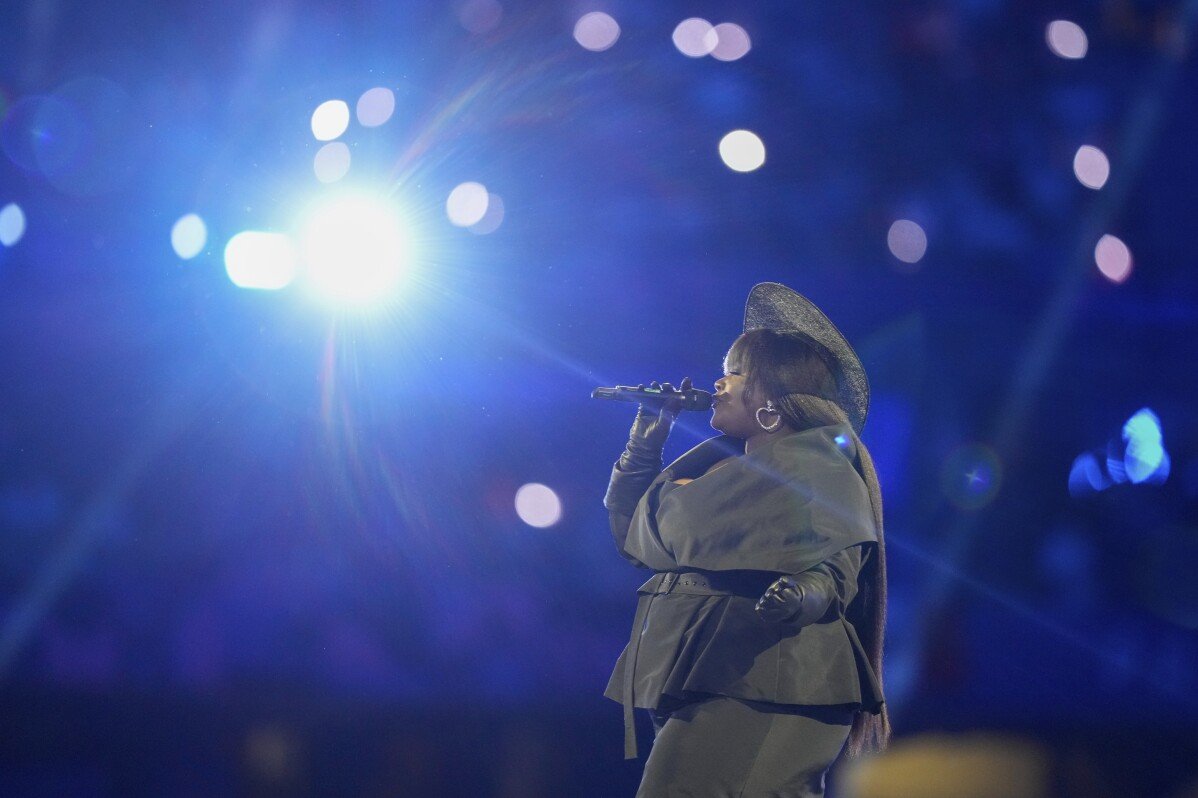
<box><xmin>637</xmin><ymin>696</ymin><xmax>853</xmax><ymax>798</ymax></box>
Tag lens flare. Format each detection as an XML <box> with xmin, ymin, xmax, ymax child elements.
<box><xmin>941</xmin><ymin>444</ymin><xmax>1003</xmax><ymax>510</ymax></box>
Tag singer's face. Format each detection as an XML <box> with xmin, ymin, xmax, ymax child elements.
<box><xmin>711</xmin><ymin>349</ymin><xmax>758</xmax><ymax>438</ymax></box>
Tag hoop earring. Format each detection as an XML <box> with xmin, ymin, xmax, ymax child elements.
<box><xmin>755</xmin><ymin>401</ymin><xmax>782</xmax><ymax>433</ymax></box>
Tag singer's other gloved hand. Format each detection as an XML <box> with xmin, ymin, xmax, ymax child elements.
<box><xmin>755</xmin><ymin>574</ymin><xmax>825</xmax><ymax>628</ymax></box>
<box><xmin>617</xmin><ymin>376</ymin><xmax>692</xmax><ymax>473</ymax></box>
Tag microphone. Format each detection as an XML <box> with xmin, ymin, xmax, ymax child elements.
<box><xmin>591</xmin><ymin>385</ymin><xmax>713</xmax><ymax>411</ymax></box>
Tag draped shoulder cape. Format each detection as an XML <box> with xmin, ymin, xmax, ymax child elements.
<box><xmin>620</xmin><ymin>424</ymin><xmax>878</xmax><ymax>573</ymax></box>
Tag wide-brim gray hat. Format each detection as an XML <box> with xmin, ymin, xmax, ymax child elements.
<box><xmin>743</xmin><ymin>282</ymin><xmax>869</xmax><ymax>434</ymax></box>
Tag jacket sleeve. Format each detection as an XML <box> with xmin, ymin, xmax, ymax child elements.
<box><xmin>603</xmin><ymin>460</ymin><xmax>658</xmax><ymax>567</ymax></box>
<box><xmin>783</xmin><ymin>544</ymin><xmax>866</xmax><ymax>627</ymax></box>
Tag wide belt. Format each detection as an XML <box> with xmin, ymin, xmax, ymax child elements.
<box><xmin>621</xmin><ymin>570</ymin><xmax>774</xmax><ymax>759</ymax></box>
<box><xmin>636</xmin><ymin>570</ymin><xmax>773</xmax><ymax>598</ymax></box>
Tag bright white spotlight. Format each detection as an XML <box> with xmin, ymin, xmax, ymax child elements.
<box><xmin>171</xmin><ymin>213</ymin><xmax>207</xmax><ymax>259</ymax></box>
<box><xmin>515</xmin><ymin>483</ymin><xmax>562</xmax><ymax>528</ymax></box>
<box><xmin>297</xmin><ymin>193</ymin><xmax>413</xmax><ymax>306</ymax></box>
<box><xmin>224</xmin><ymin>231</ymin><xmax>297</xmax><ymax>290</ymax></box>
<box><xmin>0</xmin><ymin>203</ymin><xmax>27</xmax><ymax>246</ymax></box>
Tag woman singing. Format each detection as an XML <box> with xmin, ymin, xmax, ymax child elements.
<box><xmin>603</xmin><ymin>283</ymin><xmax>889</xmax><ymax>797</ymax></box>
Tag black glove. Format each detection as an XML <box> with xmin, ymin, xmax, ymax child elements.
<box><xmin>616</xmin><ymin>377</ymin><xmax>692</xmax><ymax>472</ymax></box>
<box><xmin>755</xmin><ymin>574</ymin><xmax>828</xmax><ymax>628</ymax></box>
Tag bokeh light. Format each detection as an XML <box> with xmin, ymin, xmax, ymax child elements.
<box><xmin>673</xmin><ymin>18</ymin><xmax>716</xmax><ymax>58</ymax></box>
<box><xmin>170</xmin><ymin>213</ymin><xmax>207</xmax><ymax>259</ymax></box>
<box><xmin>1046</xmin><ymin>20</ymin><xmax>1088</xmax><ymax>59</ymax></box>
<box><xmin>514</xmin><ymin>483</ymin><xmax>562</xmax><ymax>528</ymax></box>
<box><xmin>356</xmin><ymin>87</ymin><xmax>395</xmax><ymax>128</ymax></box>
<box><xmin>311</xmin><ymin>100</ymin><xmax>350</xmax><ymax>141</ymax></box>
<box><xmin>0</xmin><ymin>202</ymin><xmax>27</xmax><ymax>246</ymax></box>
<box><xmin>1123</xmin><ymin>408</ymin><xmax>1169</xmax><ymax>484</ymax></box>
<box><xmin>1094</xmin><ymin>234</ymin><xmax>1132</xmax><ymax>283</ymax></box>
<box><xmin>298</xmin><ymin>193</ymin><xmax>412</xmax><ymax>306</ymax></box>
<box><xmin>1073</xmin><ymin>145</ymin><xmax>1110</xmax><ymax>190</ymax></box>
<box><xmin>718</xmin><ymin>129</ymin><xmax>765</xmax><ymax>172</ymax></box>
<box><xmin>313</xmin><ymin>142</ymin><xmax>351</xmax><ymax>183</ymax></box>
<box><xmin>574</xmin><ymin>12</ymin><xmax>620</xmax><ymax>52</ymax></box>
<box><xmin>469</xmin><ymin>192</ymin><xmax>505</xmax><ymax>235</ymax></box>
<box><xmin>224</xmin><ymin>231</ymin><xmax>297</xmax><ymax>290</ymax></box>
<box><xmin>940</xmin><ymin>444</ymin><xmax>1003</xmax><ymax>510</ymax></box>
<box><xmin>710</xmin><ymin>23</ymin><xmax>751</xmax><ymax>61</ymax></box>
<box><xmin>456</xmin><ymin>0</ymin><xmax>503</xmax><ymax>34</ymax></box>
<box><xmin>887</xmin><ymin>219</ymin><xmax>928</xmax><ymax>265</ymax></box>
<box><xmin>1069</xmin><ymin>452</ymin><xmax>1110</xmax><ymax>496</ymax></box>
<box><xmin>446</xmin><ymin>181</ymin><xmax>490</xmax><ymax>227</ymax></box>
<box><xmin>1070</xmin><ymin>408</ymin><xmax>1170</xmax><ymax>495</ymax></box>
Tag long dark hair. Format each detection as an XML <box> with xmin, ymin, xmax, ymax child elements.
<box><xmin>728</xmin><ymin>329</ymin><xmax>891</xmax><ymax>756</ymax></box>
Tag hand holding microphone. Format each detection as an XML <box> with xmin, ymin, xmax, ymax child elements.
<box><xmin>591</xmin><ymin>383</ymin><xmax>713</xmax><ymax>411</ymax></box>
<box><xmin>611</xmin><ymin>377</ymin><xmax>694</xmax><ymax>473</ymax></box>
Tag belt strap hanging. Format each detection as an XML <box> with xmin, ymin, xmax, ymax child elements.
<box><xmin>621</xmin><ymin>572</ymin><xmax>677</xmax><ymax>758</ymax></box>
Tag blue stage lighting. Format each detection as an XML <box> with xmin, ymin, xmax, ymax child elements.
<box><xmin>296</xmin><ymin>192</ymin><xmax>414</xmax><ymax>307</ymax></box>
